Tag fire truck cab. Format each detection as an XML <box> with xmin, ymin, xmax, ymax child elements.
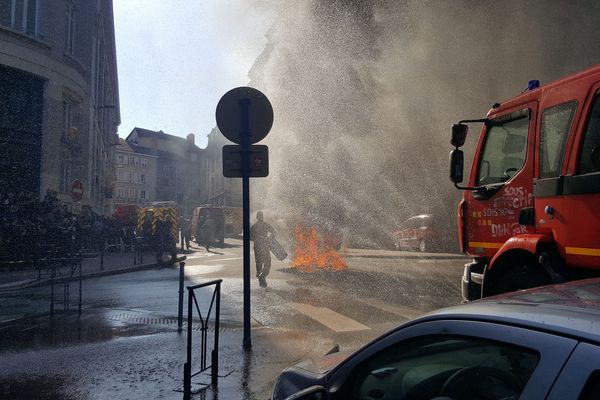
<box><xmin>450</xmin><ymin>65</ymin><xmax>600</xmax><ymax>301</ymax></box>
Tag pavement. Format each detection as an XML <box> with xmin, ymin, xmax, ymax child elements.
<box><xmin>0</xmin><ymin>245</ymin><xmax>467</xmax><ymax>293</ymax></box>
<box><xmin>340</xmin><ymin>247</ymin><xmax>468</xmax><ymax>260</ymax></box>
<box><xmin>0</xmin><ymin>243</ymin><xmax>467</xmax><ymax>399</ymax></box>
<box><xmin>0</xmin><ymin>249</ymin><xmax>188</xmax><ymax>292</ymax></box>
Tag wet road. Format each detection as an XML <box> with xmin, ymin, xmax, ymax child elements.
<box><xmin>185</xmin><ymin>243</ymin><xmax>464</xmax><ymax>349</ymax></box>
<box><xmin>0</xmin><ymin>240</ymin><xmax>466</xmax><ymax>399</ymax></box>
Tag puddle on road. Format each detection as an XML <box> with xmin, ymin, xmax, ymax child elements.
<box><xmin>0</xmin><ymin>309</ymin><xmax>174</xmax><ymax>353</ymax></box>
<box><xmin>0</xmin><ymin>376</ymin><xmax>75</xmax><ymax>400</ymax></box>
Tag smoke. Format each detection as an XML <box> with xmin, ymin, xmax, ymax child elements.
<box><xmin>246</xmin><ymin>0</ymin><xmax>600</xmax><ymax>249</ymax></box>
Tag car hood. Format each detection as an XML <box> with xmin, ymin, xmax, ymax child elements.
<box><xmin>293</xmin><ymin>350</ymin><xmax>354</xmax><ymax>375</ymax></box>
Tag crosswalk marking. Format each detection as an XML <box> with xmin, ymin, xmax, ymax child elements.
<box><xmin>290</xmin><ymin>303</ymin><xmax>370</xmax><ymax>333</ymax></box>
<box><xmin>356</xmin><ymin>297</ymin><xmax>423</xmax><ymax>320</ymax></box>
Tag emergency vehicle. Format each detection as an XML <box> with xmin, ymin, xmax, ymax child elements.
<box><xmin>136</xmin><ymin>202</ymin><xmax>179</xmax><ymax>263</ymax></box>
<box><xmin>191</xmin><ymin>206</ymin><xmax>225</xmax><ymax>247</ymax></box>
<box><xmin>450</xmin><ymin>65</ymin><xmax>600</xmax><ymax>301</ymax></box>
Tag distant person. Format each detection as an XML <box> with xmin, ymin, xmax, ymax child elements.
<box><xmin>180</xmin><ymin>218</ymin><xmax>192</xmax><ymax>251</ymax></box>
<box><xmin>250</xmin><ymin>211</ymin><xmax>276</xmax><ymax>287</ymax></box>
<box><xmin>157</xmin><ymin>217</ymin><xmax>174</xmax><ymax>251</ymax></box>
<box><xmin>200</xmin><ymin>213</ymin><xmax>215</xmax><ymax>252</ymax></box>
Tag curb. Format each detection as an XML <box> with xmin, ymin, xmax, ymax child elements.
<box><xmin>340</xmin><ymin>252</ymin><xmax>469</xmax><ymax>260</ymax></box>
<box><xmin>0</xmin><ymin>256</ymin><xmax>187</xmax><ymax>293</ymax></box>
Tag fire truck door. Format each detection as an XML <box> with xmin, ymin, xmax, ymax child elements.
<box><xmin>562</xmin><ymin>90</ymin><xmax>600</xmax><ymax>269</ymax></box>
<box><xmin>533</xmin><ymin>101</ymin><xmax>578</xmax><ymax>256</ymax></box>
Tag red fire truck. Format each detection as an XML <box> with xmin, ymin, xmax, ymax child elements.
<box><xmin>450</xmin><ymin>65</ymin><xmax>600</xmax><ymax>301</ymax></box>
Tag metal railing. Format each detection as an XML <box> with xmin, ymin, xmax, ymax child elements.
<box><xmin>41</xmin><ymin>256</ymin><xmax>83</xmax><ymax>318</ymax></box>
<box><xmin>183</xmin><ymin>279</ymin><xmax>222</xmax><ymax>399</ymax></box>
<box><xmin>0</xmin><ymin>256</ymin><xmax>82</xmax><ymax>318</ymax></box>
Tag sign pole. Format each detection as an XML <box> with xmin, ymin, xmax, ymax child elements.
<box><xmin>216</xmin><ymin>86</ymin><xmax>273</xmax><ymax>351</ymax></box>
<box><xmin>240</xmin><ymin>98</ymin><xmax>252</xmax><ymax>350</ymax></box>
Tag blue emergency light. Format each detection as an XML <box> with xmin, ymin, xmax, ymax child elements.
<box><xmin>527</xmin><ymin>80</ymin><xmax>540</xmax><ymax>90</ymax></box>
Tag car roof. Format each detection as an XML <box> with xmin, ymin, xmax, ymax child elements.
<box><xmin>417</xmin><ymin>278</ymin><xmax>600</xmax><ymax>344</ymax></box>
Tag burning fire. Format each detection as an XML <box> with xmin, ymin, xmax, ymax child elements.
<box><xmin>291</xmin><ymin>227</ymin><xmax>348</xmax><ymax>272</ymax></box>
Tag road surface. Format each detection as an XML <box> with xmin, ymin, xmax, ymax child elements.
<box><xmin>0</xmin><ymin>240</ymin><xmax>465</xmax><ymax>399</ymax></box>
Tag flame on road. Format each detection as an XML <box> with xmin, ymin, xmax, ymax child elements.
<box><xmin>291</xmin><ymin>227</ymin><xmax>347</xmax><ymax>272</ymax></box>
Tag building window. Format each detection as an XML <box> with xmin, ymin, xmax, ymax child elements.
<box><xmin>62</xmin><ymin>100</ymin><xmax>72</xmax><ymax>139</ymax></box>
<box><xmin>134</xmin><ymin>156</ymin><xmax>139</xmax><ymax>166</ymax></box>
<box><xmin>65</xmin><ymin>3</ymin><xmax>76</xmax><ymax>55</ymax></box>
<box><xmin>128</xmin><ymin>173</ymin><xmax>133</xmax><ymax>183</ymax></box>
<box><xmin>117</xmin><ymin>154</ymin><xmax>123</xmax><ymax>165</ymax></box>
<box><xmin>59</xmin><ymin>162</ymin><xmax>71</xmax><ymax>193</ymax></box>
<box><xmin>140</xmin><ymin>190</ymin><xmax>146</xmax><ymax>199</ymax></box>
<box><xmin>0</xmin><ymin>0</ymin><xmax>38</xmax><ymax>36</ymax></box>
<box><xmin>141</xmin><ymin>158</ymin><xmax>148</xmax><ymax>167</ymax></box>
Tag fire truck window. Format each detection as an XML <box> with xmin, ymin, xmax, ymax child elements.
<box><xmin>580</xmin><ymin>94</ymin><xmax>600</xmax><ymax>174</ymax></box>
<box><xmin>477</xmin><ymin>116</ymin><xmax>529</xmax><ymax>186</ymax></box>
<box><xmin>540</xmin><ymin>101</ymin><xmax>577</xmax><ymax>178</ymax></box>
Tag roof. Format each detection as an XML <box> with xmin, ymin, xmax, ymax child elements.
<box><xmin>488</xmin><ymin>64</ymin><xmax>600</xmax><ymax>116</ymax></box>
<box><xmin>418</xmin><ymin>278</ymin><xmax>600</xmax><ymax>344</ymax></box>
<box><xmin>126</xmin><ymin>127</ymin><xmax>204</xmax><ymax>155</ymax></box>
<box><xmin>116</xmin><ymin>138</ymin><xmax>158</xmax><ymax>157</ymax></box>
<box><xmin>127</xmin><ymin>141</ymin><xmax>159</xmax><ymax>157</ymax></box>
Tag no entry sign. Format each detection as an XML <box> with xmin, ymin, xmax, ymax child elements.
<box><xmin>71</xmin><ymin>179</ymin><xmax>84</xmax><ymax>202</ymax></box>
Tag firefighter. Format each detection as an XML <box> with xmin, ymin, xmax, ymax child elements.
<box><xmin>199</xmin><ymin>213</ymin><xmax>216</xmax><ymax>252</ymax></box>
<box><xmin>250</xmin><ymin>211</ymin><xmax>276</xmax><ymax>287</ymax></box>
<box><xmin>180</xmin><ymin>218</ymin><xmax>191</xmax><ymax>251</ymax></box>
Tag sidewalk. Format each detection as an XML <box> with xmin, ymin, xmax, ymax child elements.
<box><xmin>340</xmin><ymin>247</ymin><xmax>468</xmax><ymax>260</ymax></box>
<box><xmin>0</xmin><ymin>309</ymin><xmax>334</xmax><ymax>400</ymax></box>
<box><xmin>0</xmin><ymin>248</ymin><xmax>189</xmax><ymax>292</ymax></box>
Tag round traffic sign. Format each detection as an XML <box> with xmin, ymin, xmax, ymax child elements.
<box><xmin>71</xmin><ymin>179</ymin><xmax>84</xmax><ymax>202</ymax></box>
<box><xmin>215</xmin><ymin>87</ymin><xmax>273</xmax><ymax>144</ymax></box>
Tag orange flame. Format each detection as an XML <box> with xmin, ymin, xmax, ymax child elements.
<box><xmin>291</xmin><ymin>227</ymin><xmax>347</xmax><ymax>272</ymax></box>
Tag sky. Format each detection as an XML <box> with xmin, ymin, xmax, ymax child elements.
<box><xmin>113</xmin><ymin>1</ymin><xmax>274</xmax><ymax>148</ymax></box>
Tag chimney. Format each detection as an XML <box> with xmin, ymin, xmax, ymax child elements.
<box><xmin>186</xmin><ymin>133</ymin><xmax>195</xmax><ymax>145</ymax></box>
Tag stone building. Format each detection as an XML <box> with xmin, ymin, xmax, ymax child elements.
<box><xmin>203</xmin><ymin>127</ymin><xmax>242</xmax><ymax>207</ymax></box>
<box><xmin>114</xmin><ymin>138</ymin><xmax>158</xmax><ymax>205</ymax></box>
<box><xmin>125</xmin><ymin>128</ymin><xmax>205</xmax><ymax>217</ymax></box>
<box><xmin>0</xmin><ymin>0</ymin><xmax>120</xmax><ymax>215</ymax></box>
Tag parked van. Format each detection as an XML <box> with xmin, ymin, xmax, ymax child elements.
<box><xmin>191</xmin><ymin>206</ymin><xmax>225</xmax><ymax>247</ymax></box>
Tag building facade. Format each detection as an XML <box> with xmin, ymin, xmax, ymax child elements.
<box><xmin>114</xmin><ymin>138</ymin><xmax>158</xmax><ymax>205</ymax></box>
<box><xmin>125</xmin><ymin>128</ymin><xmax>205</xmax><ymax>217</ymax></box>
<box><xmin>203</xmin><ymin>127</ymin><xmax>241</xmax><ymax>207</ymax></box>
<box><xmin>0</xmin><ymin>0</ymin><xmax>120</xmax><ymax>215</ymax></box>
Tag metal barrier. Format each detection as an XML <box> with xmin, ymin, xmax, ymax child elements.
<box><xmin>0</xmin><ymin>256</ymin><xmax>83</xmax><ymax>318</ymax></box>
<box><xmin>40</xmin><ymin>256</ymin><xmax>82</xmax><ymax>318</ymax></box>
<box><xmin>183</xmin><ymin>279</ymin><xmax>222</xmax><ymax>399</ymax></box>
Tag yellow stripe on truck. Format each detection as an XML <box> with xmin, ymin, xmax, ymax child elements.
<box><xmin>566</xmin><ymin>247</ymin><xmax>600</xmax><ymax>257</ymax></box>
<box><xmin>469</xmin><ymin>241</ymin><xmax>503</xmax><ymax>249</ymax></box>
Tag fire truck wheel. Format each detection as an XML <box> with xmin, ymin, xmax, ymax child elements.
<box><xmin>491</xmin><ymin>263</ymin><xmax>552</xmax><ymax>296</ymax></box>
<box><xmin>156</xmin><ymin>249</ymin><xmax>177</xmax><ymax>267</ymax></box>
